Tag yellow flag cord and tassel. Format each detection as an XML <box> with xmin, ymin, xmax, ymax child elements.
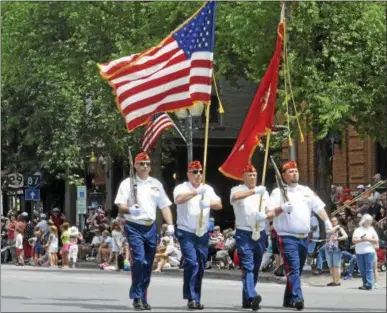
<box><xmin>213</xmin><ymin>74</ymin><xmax>225</xmax><ymax>114</ymax></box>
<box><xmin>282</xmin><ymin>18</ymin><xmax>304</xmax><ymax>146</ymax></box>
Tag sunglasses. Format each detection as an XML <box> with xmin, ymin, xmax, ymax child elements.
<box><xmin>138</xmin><ymin>161</ymin><xmax>151</xmax><ymax>167</ymax></box>
<box><xmin>189</xmin><ymin>170</ymin><xmax>203</xmax><ymax>175</ymax></box>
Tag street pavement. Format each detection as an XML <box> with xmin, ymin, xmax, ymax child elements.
<box><xmin>1</xmin><ymin>266</ymin><xmax>386</xmax><ymax>312</ymax></box>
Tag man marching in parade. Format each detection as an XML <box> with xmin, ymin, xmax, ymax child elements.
<box><xmin>173</xmin><ymin>160</ymin><xmax>222</xmax><ymax>310</ymax></box>
<box><xmin>114</xmin><ymin>152</ymin><xmax>175</xmax><ymax>311</ymax></box>
<box><xmin>266</xmin><ymin>161</ymin><xmax>333</xmax><ymax>311</ymax></box>
<box><xmin>230</xmin><ymin>164</ymin><xmax>269</xmax><ymax>311</ymax></box>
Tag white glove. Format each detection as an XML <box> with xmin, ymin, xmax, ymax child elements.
<box><xmin>281</xmin><ymin>202</ymin><xmax>294</xmax><ymax>214</ymax></box>
<box><xmin>255</xmin><ymin>212</ymin><xmax>267</xmax><ymax>221</ymax></box>
<box><xmin>129</xmin><ymin>205</ymin><xmax>141</xmax><ymax>217</ymax></box>
<box><xmin>254</xmin><ymin>185</ymin><xmax>266</xmax><ymax>195</ymax></box>
<box><xmin>167</xmin><ymin>224</ymin><xmax>175</xmax><ymax>236</ymax></box>
<box><xmin>196</xmin><ymin>185</ymin><xmax>207</xmax><ymax>196</ymax></box>
<box><xmin>324</xmin><ymin>219</ymin><xmax>333</xmax><ymax>231</ymax></box>
<box><xmin>199</xmin><ymin>198</ymin><xmax>211</xmax><ymax>210</ymax></box>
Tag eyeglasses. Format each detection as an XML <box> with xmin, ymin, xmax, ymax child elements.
<box><xmin>189</xmin><ymin>170</ymin><xmax>203</xmax><ymax>175</ymax></box>
<box><xmin>138</xmin><ymin>162</ymin><xmax>151</xmax><ymax>167</ymax></box>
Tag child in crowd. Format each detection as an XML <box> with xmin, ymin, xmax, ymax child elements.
<box><xmin>110</xmin><ymin>220</ymin><xmax>123</xmax><ymax>270</ymax></box>
<box><xmin>69</xmin><ymin>226</ymin><xmax>83</xmax><ymax>269</ymax></box>
<box><xmin>60</xmin><ymin>222</ymin><xmax>71</xmax><ymax>268</ymax></box>
<box><xmin>15</xmin><ymin>226</ymin><xmax>24</xmax><ymax>266</ymax></box>
<box><xmin>47</xmin><ymin>226</ymin><xmax>58</xmax><ymax>267</ymax></box>
<box><xmin>33</xmin><ymin>229</ymin><xmax>44</xmax><ymax>265</ymax></box>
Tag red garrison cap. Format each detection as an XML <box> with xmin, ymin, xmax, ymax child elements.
<box><xmin>242</xmin><ymin>164</ymin><xmax>257</xmax><ymax>174</ymax></box>
<box><xmin>135</xmin><ymin>152</ymin><xmax>151</xmax><ymax>162</ymax></box>
<box><xmin>188</xmin><ymin>161</ymin><xmax>202</xmax><ymax>171</ymax></box>
<box><xmin>281</xmin><ymin>161</ymin><xmax>297</xmax><ymax>172</ymax></box>
<box><xmin>344</xmin><ymin>188</ymin><xmax>351</xmax><ymax>193</ymax></box>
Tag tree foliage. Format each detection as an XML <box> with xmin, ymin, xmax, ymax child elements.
<box><xmin>1</xmin><ymin>1</ymin><xmax>385</xmax><ymax>186</ymax></box>
<box><xmin>286</xmin><ymin>1</ymin><xmax>386</xmax><ymax>145</ymax></box>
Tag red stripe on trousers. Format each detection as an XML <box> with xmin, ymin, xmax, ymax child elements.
<box><xmin>277</xmin><ymin>236</ymin><xmax>293</xmax><ymax>294</ymax></box>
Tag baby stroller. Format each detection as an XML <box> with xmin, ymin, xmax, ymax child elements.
<box><xmin>376</xmin><ymin>248</ymin><xmax>386</xmax><ymax>272</ymax></box>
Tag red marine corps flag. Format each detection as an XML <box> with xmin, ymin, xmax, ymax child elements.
<box><xmin>98</xmin><ymin>2</ymin><xmax>216</xmax><ymax>132</ymax></box>
<box><xmin>219</xmin><ymin>12</ymin><xmax>285</xmax><ymax>180</ymax></box>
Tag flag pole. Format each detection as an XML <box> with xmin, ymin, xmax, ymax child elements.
<box><xmin>252</xmin><ymin>131</ymin><xmax>271</xmax><ymax>240</ymax></box>
<box><xmin>196</xmin><ymin>102</ymin><xmax>211</xmax><ymax>236</ymax></box>
<box><xmin>166</xmin><ymin>113</ymin><xmax>188</xmax><ymax>145</ymax></box>
<box><xmin>202</xmin><ymin>103</ymin><xmax>211</xmax><ymax>184</ymax></box>
<box><xmin>259</xmin><ymin>131</ymin><xmax>271</xmax><ymax>211</ymax></box>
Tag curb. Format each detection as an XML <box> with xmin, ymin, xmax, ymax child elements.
<box><xmin>75</xmin><ymin>262</ymin><xmax>287</xmax><ymax>284</ymax></box>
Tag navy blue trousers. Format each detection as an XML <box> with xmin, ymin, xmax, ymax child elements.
<box><xmin>277</xmin><ymin>236</ymin><xmax>308</xmax><ymax>305</ymax></box>
<box><xmin>235</xmin><ymin>229</ymin><xmax>266</xmax><ymax>306</ymax></box>
<box><xmin>124</xmin><ymin>222</ymin><xmax>157</xmax><ymax>303</ymax></box>
<box><xmin>177</xmin><ymin>229</ymin><xmax>209</xmax><ymax>303</ymax></box>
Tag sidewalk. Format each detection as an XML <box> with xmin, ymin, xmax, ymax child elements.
<box><xmin>75</xmin><ymin>261</ymin><xmax>325</xmax><ymax>285</ymax></box>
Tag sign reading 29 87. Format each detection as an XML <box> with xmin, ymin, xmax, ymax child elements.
<box><xmin>27</xmin><ymin>173</ymin><xmax>42</xmax><ymax>189</ymax></box>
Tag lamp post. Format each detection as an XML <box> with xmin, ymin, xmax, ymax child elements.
<box><xmin>175</xmin><ymin>102</ymin><xmax>205</xmax><ymax>164</ymax></box>
<box><xmin>87</xmin><ymin>151</ymin><xmax>98</xmax><ymax>175</ymax></box>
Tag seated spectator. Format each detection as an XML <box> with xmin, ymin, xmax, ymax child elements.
<box><xmin>97</xmin><ymin>230</ymin><xmax>112</xmax><ymax>264</ymax></box>
<box><xmin>207</xmin><ymin>225</ymin><xmax>224</xmax><ymax>269</ymax></box>
<box><xmin>116</xmin><ymin>228</ymin><xmax>130</xmax><ymax>271</ymax></box>
<box><xmin>153</xmin><ymin>237</ymin><xmax>182</xmax><ymax>272</ymax></box>
<box><xmin>215</xmin><ymin>229</ymin><xmax>236</xmax><ymax>269</ymax></box>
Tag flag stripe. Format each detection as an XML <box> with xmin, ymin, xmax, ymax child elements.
<box><xmin>99</xmin><ymin>53</ymin><xmax>140</xmax><ymax>77</ymax></box>
<box><xmin>110</xmin><ymin>46</ymin><xmax>183</xmax><ymax>84</ymax></box>
<box><xmin>100</xmin><ymin>37</ymin><xmax>176</xmax><ymax>78</ymax></box>
<box><xmin>119</xmin><ymin>69</ymin><xmax>212</xmax><ymax>110</ymax></box>
<box><xmin>142</xmin><ymin>119</ymin><xmax>173</xmax><ymax>151</ymax></box>
<box><xmin>128</xmin><ymin>98</ymin><xmax>192</xmax><ymax>131</ymax></box>
<box><xmin>141</xmin><ymin>113</ymin><xmax>174</xmax><ymax>152</ymax></box>
<box><xmin>115</xmin><ymin>54</ymin><xmax>188</xmax><ymax>91</ymax></box>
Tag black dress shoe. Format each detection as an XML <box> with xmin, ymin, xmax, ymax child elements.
<box><xmin>187</xmin><ymin>300</ymin><xmax>204</xmax><ymax>310</ymax></box>
<box><xmin>243</xmin><ymin>303</ymin><xmax>262</xmax><ymax>310</ymax></box>
<box><xmin>143</xmin><ymin>303</ymin><xmax>152</xmax><ymax>310</ymax></box>
<box><xmin>251</xmin><ymin>295</ymin><xmax>262</xmax><ymax>311</ymax></box>
<box><xmin>294</xmin><ymin>299</ymin><xmax>304</xmax><ymax>311</ymax></box>
<box><xmin>133</xmin><ymin>299</ymin><xmax>145</xmax><ymax>311</ymax></box>
<box><xmin>283</xmin><ymin>302</ymin><xmax>295</xmax><ymax>308</ymax></box>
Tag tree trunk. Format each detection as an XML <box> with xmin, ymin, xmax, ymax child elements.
<box><xmin>315</xmin><ymin>138</ymin><xmax>333</xmax><ymax>213</ymax></box>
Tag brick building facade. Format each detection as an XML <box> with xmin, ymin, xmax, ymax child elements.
<box><xmin>282</xmin><ymin>125</ymin><xmax>387</xmax><ymax>190</ymax></box>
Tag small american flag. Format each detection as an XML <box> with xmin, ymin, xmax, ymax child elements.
<box><xmin>98</xmin><ymin>1</ymin><xmax>216</xmax><ymax>132</ymax></box>
<box><xmin>141</xmin><ymin>113</ymin><xmax>174</xmax><ymax>152</ymax></box>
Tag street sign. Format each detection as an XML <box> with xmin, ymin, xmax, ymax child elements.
<box><xmin>27</xmin><ymin>172</ymin><xmax>42</xmax><ymax>189</ymax></box>
<box><xmin>77</xmin><ymin>186</ymin><xmax>87</xmax><ymax>215</ymax></box>
<box><xmin>77</xmin><ymin>186</ymin><xmax>87</xmax><ymax>199</ymax></box>
<box><xmin>77</xmin><ymin>200</ymin><xmax>87</xmax><ymax>215</ymax></box>
<box><xmin>25</xmin><ymin>189</ymin><xmax>40</xmax><ymax>201</ymax></box>
<box><xmin>7</xmin><ymin>173</ymin><xmax>24</xmax><ymax>189</ymax></box>
<box><xmin>6</xmin><ymin>189</ymin><xmax>24</xmax><ymax>196</ymax></box>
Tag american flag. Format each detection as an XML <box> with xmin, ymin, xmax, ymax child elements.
<box><xmin>98</xmin><ymin>2</ymin><xmax>216</xmax><ymax>132</ymax></box>
<box><xmin>141</xmin><ymin>113</ymin><xmax>174</xmax><ymax>152</ymax></box>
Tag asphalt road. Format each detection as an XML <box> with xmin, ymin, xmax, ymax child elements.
<box><xmin>1</xmin><ymin>266</ymin><xmax>386</xmax><ymax>312</ymax></box>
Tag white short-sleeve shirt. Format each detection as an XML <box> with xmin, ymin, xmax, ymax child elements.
<box><xmin>114</xmin><ymin>175</ymin><xmax>172</xmax><ymax>223</ymax></box>
<box><xmin>230</xmin><ymin>184</ymin><xmax>270</xmax><ymax>232</ymax></box>
<box><xmin>353</xmin><ymin>226</ymin><xmax>379</xmax><ymax>255</ymax></box>
<box><xmin>268</xmin><ymin>185</ymin><xmax>325</xmax><ymax>237</ymax></box>
<box><xmin>174</xmin><ymin>182</ymin><xmax>221</xmax><ymax>234</ymax></box>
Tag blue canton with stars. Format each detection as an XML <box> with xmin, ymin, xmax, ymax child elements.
<box><xmin>172</xmin><ymin>1</ymin><xmax>216</xmax><ymax>59</ymax></box>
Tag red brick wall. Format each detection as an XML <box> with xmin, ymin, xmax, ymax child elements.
<box><xmin>282</xmin><ymin>125</ymin><xmax>376</xmax><ymax>190</ymax></box>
